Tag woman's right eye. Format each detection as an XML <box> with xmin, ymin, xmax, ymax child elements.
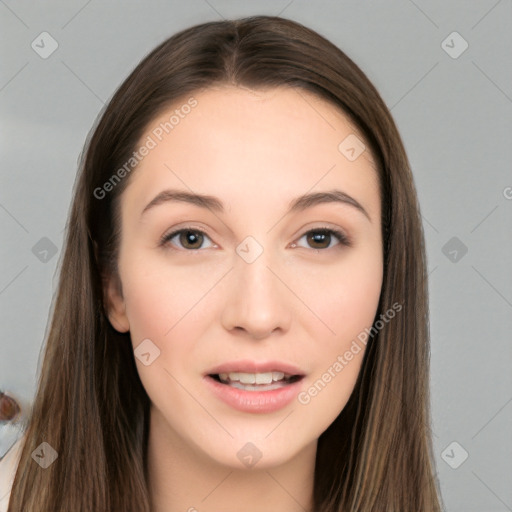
<box><xmin>160</xmin><ymin>228</ymin><xmax>215</xmax><ymax>250</ymax></box>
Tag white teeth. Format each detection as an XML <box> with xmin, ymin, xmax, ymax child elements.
<box><xmin>239</xmin><ymin>373</ymin><xmax>257</xmax><ymax>384</ymax></box>
<box><xmin>272</xmin><ymin>371</ymin><xmax>285</xmax><ymax>381</ymax></box>
<box><xmin>217</xmin><ymin>371</ymin><xmax>288</xmax><ymax>384</ymax></box>
<box><xmin>255</xmin><ymin>373</ymin><xmax>273</xmax><ymax>385</ymax></box>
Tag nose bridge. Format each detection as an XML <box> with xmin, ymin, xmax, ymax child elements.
<box><xmin>237</xmin><ymin>244</ymin><xmax>275</xmax><ymax>296</ymax></box>
<box><xmin>221</xmin><ymin>235</ymin><xmax>292</xmax><ymax>337</ymax></box>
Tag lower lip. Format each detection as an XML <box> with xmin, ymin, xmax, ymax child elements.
<box><xmin>204</xmin><ymin>375</ymin><xmax>304</xmax><ymax>413</ymax></box>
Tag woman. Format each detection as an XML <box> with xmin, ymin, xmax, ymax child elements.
<box><xmin>2</xmin><ymin>15</ymin><xmax>443</xmax><ymax>512</ymax></box>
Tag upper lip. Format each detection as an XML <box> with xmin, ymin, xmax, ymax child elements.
<box><xmin>206</xmin><ymin>359</ymin><xmax>306</xmax><ymax>377</ymax></box>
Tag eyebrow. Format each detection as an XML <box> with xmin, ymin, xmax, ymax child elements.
<box><xmin>140</xmin><ymin>188</ymin><xmax>371</xmax><ymax>221</ymax></box>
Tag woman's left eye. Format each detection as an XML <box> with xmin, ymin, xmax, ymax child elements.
<box><xmin>160</xmin><ymin>227</ymin><xmax>350</xmax><ymax>251</ymax></box>
<box><xmin>294</xmin><ymin>228</ymin><xmax>350</xmax><ymax>250</ymax></box>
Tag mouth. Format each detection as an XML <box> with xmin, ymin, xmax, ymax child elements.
<box><xmin>203</xmin><ymin>360</ymin><xmax>306</xmax><ymax>412</ymax></box>
<box><xmin>208</xmin><ymin>371</ymin><xmax>304</xmax><ymax>392</ymax></box>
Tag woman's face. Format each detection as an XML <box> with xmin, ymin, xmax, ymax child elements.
<box><xmin>106</xmin><ymin>85</ymin><xmax>383</xmax><ymax>469</ymax></box>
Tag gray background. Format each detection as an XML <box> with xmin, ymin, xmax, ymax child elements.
<box><xmin>1</xmin><ymin>1</ymin><xmax>511</xmax><ymax>510</ymax></box>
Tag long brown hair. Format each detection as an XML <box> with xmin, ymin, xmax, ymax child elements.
<box><xmin>8</xmin><ymin>15</ymin><xmax>443</xmax><ymax>511</ymax></box>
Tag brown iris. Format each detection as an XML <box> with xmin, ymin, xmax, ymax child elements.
<box><xmin>179</xmin><ymin>230</ymin><xmax>204</xmax><ymax>249</ymax></box>
<box><xmin>306</xmin><ymin>231</ymin><xmax>332</xmax><ymax>249</ymax></box>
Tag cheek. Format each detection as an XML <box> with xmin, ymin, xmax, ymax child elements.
<box><xmin>118</xmin><ymin>255</ymin><xmax>217</xmax><ymax>404</ymax></box>
<box><xmin>306</xmin><ymin>248</ymin><xmax>383</xmax><ymax>347</ymax></box>
<box><xmin>294</xmin><ymin>248</ymin><xmax>382</xmax><ymax>426</ymax></box>
<box><xmin>120</xmin><ymin>251</ymin><xmax>223</xmax><ymax>342</ymax></box>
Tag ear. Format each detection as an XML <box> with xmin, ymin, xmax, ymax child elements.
<box><xmin>104</xmin><ymin>273</ymin><xmax>130</xmax><ymax>333</ymax></box>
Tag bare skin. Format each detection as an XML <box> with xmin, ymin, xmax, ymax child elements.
<box><xmin>106</xmin><ymin>85</ymin><xmax>383</xmax><ymax>512</ymax></box>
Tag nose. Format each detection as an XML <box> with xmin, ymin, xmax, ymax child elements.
<box><xmin>220</xmin><ymin>248</ymin><xmax>293</xmax><ymax>340</ymax></box>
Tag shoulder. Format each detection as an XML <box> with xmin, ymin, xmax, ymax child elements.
<box><xmin>0</xmin><ymin>435</ymin><xmax>24</xmax><ymax>512</ymax></box>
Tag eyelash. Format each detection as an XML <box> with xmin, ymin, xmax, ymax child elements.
<box><xmin>159</xmin><ymin>226</ymin><xmax>351</xmax><ymax>251</ymax></box>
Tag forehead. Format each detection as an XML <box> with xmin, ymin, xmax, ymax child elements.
<box><xmin>121</xmin><ymin>85</ymin><xmax>380</xmax><ymax>219</ymax></box>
